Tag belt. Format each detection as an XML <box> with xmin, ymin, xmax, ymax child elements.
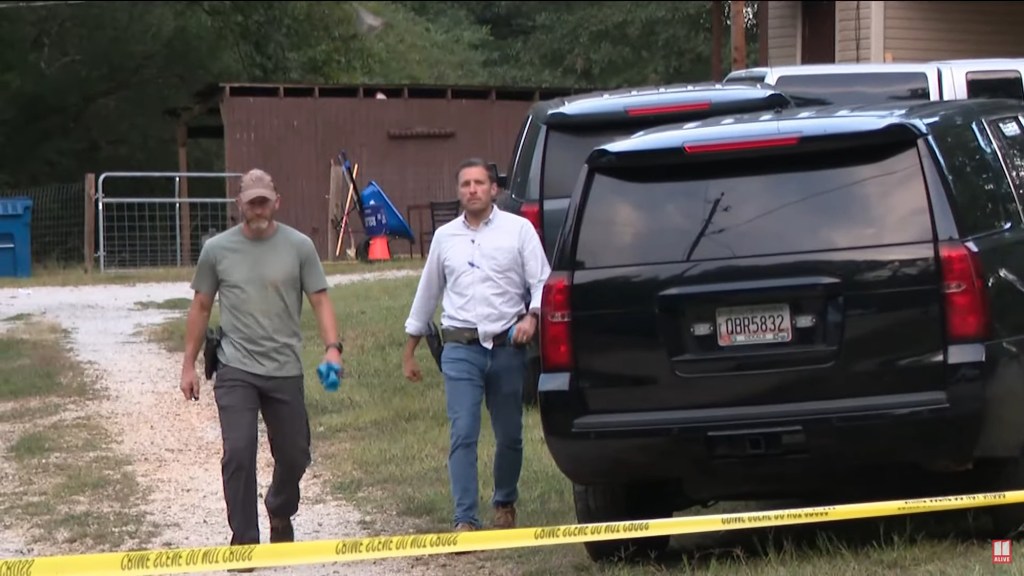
<box><xmin>441</xmin><ymin>326</ymin><xmax>512</xmax><ymax>347</ymax></box>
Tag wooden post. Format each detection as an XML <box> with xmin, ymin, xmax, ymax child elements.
<box><xmin>731</xmin><ymin>0</ymin><xmax>747</xmax><ymax>73</ymax></box>
<box><xmin>711</xmin><ymin>1</ymin><xmax>723</xmax><ymax>81</ymax></box>
<box><xmin>327</xmin><ymin>159</ymin><xmax>334</xmax><ymax>261</ymax></box>
<box><xmin>329</xmin><ymin>158</ymin><xmax>343</xmax><ymax>261</ymax></box>
<box><xmin>177</xmin><ymin>122</ymin><xmax>192</xmax><ymax>266</ymax></box>
<box><xmin>84</xmin><ymin>173</ymin><xmax>95</xmax><ymax>273</ymax></box>
<box><xmin>758</xmin><ymin>0</ymin><xmax>769</xmax><ymax>66</ymax></box>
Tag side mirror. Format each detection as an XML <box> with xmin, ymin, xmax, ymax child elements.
<box><xmin>488</xmin><ymin>162</ymin><xmax>508</xmax><ymax>189</ymax></box>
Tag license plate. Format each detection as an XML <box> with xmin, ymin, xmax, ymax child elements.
<box><xmin>716</xmin><ymin>303</ymin><xmax>792</xmax><ymax>346</ymax></box>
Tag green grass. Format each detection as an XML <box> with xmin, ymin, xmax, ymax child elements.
<box><xmin>4</xmin><ymin>417</ymin><xmax>156</xmax><ymax>552</ymax></box>
<box><xmin>145</xmin><ymin>274</ymin><xmax>1021</xmax><ymax>574</ymax></box>
<box><xmin>0</xmin><ymin>400</ymin><xmax>62</xmax><ymax>424</ymax></box>
<box><xmin>133</xmin><ymin>297</ymin><xmax>193</xmax><ymax>311</ymax></box>
<box><xmin>0</xmin><ymin>317</ymin><xmax>157</xmax><ymax>553</ymax></box>
<box><xmin>0</xmin><ymin>321</ymin><xmax>87</xmax><ymax>401</ymax></box>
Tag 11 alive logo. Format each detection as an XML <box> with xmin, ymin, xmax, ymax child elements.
<box><xmin>993</xmin><ymin>539</ymin><xmax>1012</xmax><ymax>564</ymax></box>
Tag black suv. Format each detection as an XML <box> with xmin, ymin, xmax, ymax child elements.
<box><xmin>539</xmin><ymin>98</ymin><xmax>1024</xmax><ymax>562</ymax></box>
<box><xmin>497</xmin><ymin>83</ymin><xmax>794</xmax><ymax>405</ymax></box>
<box><xmin>498</xmin><ymin>83</ymin><xmax>793</xmax><ymax>259</ymax></box>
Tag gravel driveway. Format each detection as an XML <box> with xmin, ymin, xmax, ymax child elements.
<box><xmin>0</xmin><ymin>268</ymin><xmax>460</xmax><ymax>575</ymax></box>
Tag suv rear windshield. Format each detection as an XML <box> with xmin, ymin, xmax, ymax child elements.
<box><xmin>573</xmin><ymin>143</ymin><xmax>935</xmax><ymax>269</ymax></box>
<box><xmin>775</xmin><ymin>72</ymin><xmax>931</xmax><ymax>107</ymax></box>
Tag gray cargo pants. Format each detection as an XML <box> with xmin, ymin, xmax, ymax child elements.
<box><xmin>213</xmin><ymin>364</ymin><xmax>311</xmax><ymax>545</ymax></box>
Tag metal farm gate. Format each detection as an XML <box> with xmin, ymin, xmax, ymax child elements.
<box><xmin>96</xmin><ymin>171</ymin><xmax>240</xmax><ymax>272</ymax></box>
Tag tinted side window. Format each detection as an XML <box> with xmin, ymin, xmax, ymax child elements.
<box><xmin>775</xmin><ymin>72</ymin><xmax>931</xmax><ymax>107</ymax></box>
<box><xmin>929</xmin><ymin>119</ymin><xmax>1023</xmax><ymax>237</ymax></box>
<box><xmin>542</xmin><ymin>128</ymin><xmax>636</xmax><ymax>200</ymax></box>
<box><xmin>573</xmin><ymin>144</ymin><xmax>934</xmax><ymax>269</ymax></box>
<box><xmin>987</xmin><ymin>116</ymin><xmax>1024</xmax><ymax>194</ymax></box>
<box><xmin>507</xmin><ymin>116</ymin><xmax>542</xmax><ymax>201</ymax></box>
<box><xmin>966</xmin><ymin>70</ymin><xmax>1024</xmax><ymax>101</ymax></box>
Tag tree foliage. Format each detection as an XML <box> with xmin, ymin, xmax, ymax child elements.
<box><xmin>0</xmin><ymin>0</ymin><xmax>758</xmax><ymax>187</ymax></box>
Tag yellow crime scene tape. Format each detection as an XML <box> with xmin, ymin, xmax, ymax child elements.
<box><xmin>3</xmin><ymin>488</ymin><xmax>1023</xmax><ymax>575</ymax></box>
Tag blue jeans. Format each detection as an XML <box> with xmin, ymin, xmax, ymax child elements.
<box><xmin>441</xmin><ymin>342</ymin><xmax>525</xmax><ymax>528</ymax></box>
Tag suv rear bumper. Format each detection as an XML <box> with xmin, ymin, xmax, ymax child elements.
<box><xmin>539</xmin><ymin>379</ymin><xmax>989</xmax><ymax>502</ymax></box>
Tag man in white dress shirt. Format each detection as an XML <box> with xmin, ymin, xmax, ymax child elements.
<box><xmin>402</xmin><ymin>157</ymin><xmax>550</xmax><ymax>532</ymax></box>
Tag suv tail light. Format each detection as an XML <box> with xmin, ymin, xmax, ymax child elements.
<box><xmin>939</xmin><ymin>241</ymin><xmax>990</xmax><ymax>343</ymax></box>
<box><xmin>626</xmin><ymin>101</ymin><xmax>711</xmax><ymax>116</ymax></box>
<box><xmin>541</xmin><ymin>271</ymin><xmax>573</xmax><ymax>372</ymax></box>
<box><xmin>520</xmin><ymin>201</ymin><xmax>543</xmax><ymax>241</ymax></box>
<box><xmin>683</xmin><ymin>134</ymin><xmax>801</xmax><ymax>154</ymax></box>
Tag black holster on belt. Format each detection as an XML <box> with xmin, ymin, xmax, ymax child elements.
<box><xmin>203</xmin><ymin>326</ymin><xmax>223</xmax><ymax>380</ymax></box>
<box><xmin>425</xmin><ymin>321</ymin><xmax>444</xmax><ymax>372</ymax></box>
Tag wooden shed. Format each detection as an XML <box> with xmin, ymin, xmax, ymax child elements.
<box><xmin>170</xmin><ymin>82</ymin><xmax>586</xmax><ymax>261</ymax></box>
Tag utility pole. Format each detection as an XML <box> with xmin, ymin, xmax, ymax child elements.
<box><xmin>731</xmin><ymin>0</ymin><xmax>747</xmax><ymax>72</ymax></box>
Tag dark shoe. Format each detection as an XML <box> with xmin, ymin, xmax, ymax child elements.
<box><xmin>227</xmin><ymin>537</ymin><xmax>256</xmax><ymax>569</ymax></box>
<box><xmin>452</xmin><ymin>523</ymin><xmax>477</xmax><ymax>555</ymax></box>
<box><xmin>493</xmin><ymin>504</ymin><xmax>516</xmax><ymax>529</ymax></box>
<box><xmin>270</xmin><ymin>516</ymin><xmax>294</xmax><ymax>543</ymax></box>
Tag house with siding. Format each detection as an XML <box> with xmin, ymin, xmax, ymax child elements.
<box><xmin>765</xmin><ymin>1</ymin><xmax>1024</xmax><ymax>66</ymax></box>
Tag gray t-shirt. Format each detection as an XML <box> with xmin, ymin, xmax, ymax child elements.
<box><xmin>191</xmin><ymin>223</ymin><xmax>330</xmax><ymax>377</ymax></box>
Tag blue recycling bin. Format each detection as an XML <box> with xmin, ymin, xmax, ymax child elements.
<box><xmin>0</xmin><ymin>198</ymin><xmax>33</xmax><ymax>278</ymax></box>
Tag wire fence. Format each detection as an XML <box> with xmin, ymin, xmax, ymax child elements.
<box><xmin>0</xmin><ymin>181</ymin><xmax>84</xmax><ymax>266</ymax></box>
<box><xmin>0</xmin><ymin>173</ymin><xmax>267</xmax><ymax>272</ymax></box>
<box><xmin>99</xmin><ymin>197</ymin><xmax>237</xmax><ymax>270</ymax></box>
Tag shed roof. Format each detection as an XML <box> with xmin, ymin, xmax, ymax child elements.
<box><xmin>165</xmin><ymin>81</ymin><xmax>597</xmax><ymax>139</ymax></box>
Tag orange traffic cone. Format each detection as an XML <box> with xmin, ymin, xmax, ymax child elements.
<box><xmin>368</xmin><ymin>236</ymin><xmax>391</xmax><ymax>261</ymax></box>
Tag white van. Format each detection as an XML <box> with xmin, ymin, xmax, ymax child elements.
<box><xmin>724</xmin><ymin>58</ymin><xmax>1024</xmax><ymax>106</ymax></box>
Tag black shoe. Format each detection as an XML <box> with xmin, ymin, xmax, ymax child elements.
<box><xmin>227</xmin><ymin>541</ymin><xmax>257</xmax><ymax>572</ymax></box>
<box><xmin>270</xmin><ymin>516</ymin><xmax>294</xmax><ymax>543</ymax></box>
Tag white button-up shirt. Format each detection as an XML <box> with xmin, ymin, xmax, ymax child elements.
<box><xmin>404</xmin><ymin>205</ymin><xmax>551</xmax><ymax>349</ymax></box>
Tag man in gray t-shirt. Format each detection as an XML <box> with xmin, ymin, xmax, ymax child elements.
<box><xmin>180</xmin><ymin>168</ymin><xmax>344</xmax><ymax>548</ymax></box>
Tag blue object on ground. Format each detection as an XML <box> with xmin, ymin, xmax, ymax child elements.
<box><xmin>362</xmin><ymin>203</ymin><xmax>387</xmax><ymax>237</ymax></box>
<box><xmin>317</xmin><ymin>362</ymin><xmax>343</xmax><ymax>392</ymax></box>
<box><xmin>0</xmin><ymin>198</ymin><xmax>32</xmax><ymax>278</ymax></box>
<box><xmin>359</xmin><ymin>181</ymin><xmax>415</xmax><ymax>241</ymax></box>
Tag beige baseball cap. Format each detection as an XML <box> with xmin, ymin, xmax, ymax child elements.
<box><xmin>238</xmin><ymin>168</ymin><xmax>278</xmax><ymax>203</ymax></box>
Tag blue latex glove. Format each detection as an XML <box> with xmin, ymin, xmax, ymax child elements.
<box><xmin>317</xmin><ymin>362</ymin><xmax>343</xmax><ymax>392</ymax></box>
